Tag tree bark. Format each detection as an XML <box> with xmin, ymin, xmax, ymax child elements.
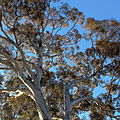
<box><xmin>32</xmin><ymin>86</ymin><xmax>51</xmax><ymax>120</ymax></box>
<box><xmin>64</xmin><ymin>86</ymin><xmax>71</xmax><ymax>120</ymax></box>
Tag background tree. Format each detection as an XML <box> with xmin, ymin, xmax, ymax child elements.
<box><xmin>0</xmin><ymin>0</ymin><xmax>120</xmax><ymax>120</ymax></box>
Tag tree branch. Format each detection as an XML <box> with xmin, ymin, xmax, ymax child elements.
<box><xmin>0</xmin><ymin>67</ymin><xmax>13</xmax><ymax>70</ymax></box>
<box><xmin>0</xmin><ymin>49</ymin><xmax>35</xmax><ymax>94</ymax></box>
<box><xmin>70</xmin><ymin>96</ymin><xmax>93</xmax><ymax>110</ymax></box>
<box><xmin>0</xmin><ymin>89</ymin><xmax>31</xmax><ymax>98</ymax></box>
<box><xmin>0</xmin><ymin>34</ymin><xmax>34</xmax><ymax>79</ymax></box>
<box><xmin>0</xmin><ymin>58</ymin><xmax>16</xmax><ymax>71</ymax></box>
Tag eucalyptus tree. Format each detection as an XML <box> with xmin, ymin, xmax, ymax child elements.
<box><xmin>0</xmin><ymin>0</ymin><xmax>120</xmax><ymax>120</ymax></box>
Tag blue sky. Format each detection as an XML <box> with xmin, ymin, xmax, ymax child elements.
<box><xmin>60</xmin><ymin>1</ymin><xmax>119</xmax><ymax>119</ymax></box>
<box><xmin>62</xmin><ymin>0</ymin><xmax>120</xmax><ymax>21</ymax></box>
<box><xmin>61</xmin><ymin>0</ymin><xmax>120</xmax><ymax>98</ymax></box>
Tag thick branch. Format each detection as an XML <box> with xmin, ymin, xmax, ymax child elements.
<box><xmin>35</xmin><ymin>53</ymin><xmax>43</xmax><ymax>85</ymax></box>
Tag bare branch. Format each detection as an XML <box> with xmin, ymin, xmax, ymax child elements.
<box><xmin>0</xmin><ymin>58</ymin><xmax>16</xmax><ymax>71</ymax></box>
<box><xmin>0</xmin><ymin>89</ymin><xmax>32</xmax><ymax>98</ymax></box>
<box><xmin>0</xmin><ymin>67</ymin><xmax>13</xmax><ymax>70</ymax></box>
<box><xmin>70</xmin><ymin>96</ymin><xmax>93</xmax><ymax>110</ymax></box>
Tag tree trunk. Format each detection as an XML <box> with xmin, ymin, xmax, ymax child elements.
<box><xmin>64</xmin><ymin>87</ymin><xmax>71</xmax><ymax>120</ymax></box>
<box><xmin>32</xmin><ymin>86</ymin><xmax>51</xmax><ymax>120</ymax></box>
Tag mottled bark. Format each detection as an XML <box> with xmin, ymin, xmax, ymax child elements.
<box><xmin>32</xmin><ymin>85</ymin><xmax>51</xmax><ymax>120</ymax></box>
<box><xmin>64</xmin><ymin>86</ymin><xmax>71</xmax><ymax>120</ymax></box>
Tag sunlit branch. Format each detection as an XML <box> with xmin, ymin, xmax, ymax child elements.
<box><xmin>0</xmin><ymin>58</ymin><xmax>16</xmax><ymax>71</ymax></box>
<box><xmin>0</xmin><ymin>49</ymin><xmax>34</xmax><ymax>93</ymax></box>
<box><xmin>0</xmin><ymin>89</ymin><xmax>32</xmax><ymax>98</ymax></box>
<box><xmin>0</xmin><ymin>49</ymin><xmax>24</xmax><ymax>76</ymax></box>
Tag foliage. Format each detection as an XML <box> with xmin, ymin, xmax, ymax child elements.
<box><xmin>0</xmin><ymin>0</ymin><xmax>120</xmax><ymax>120</ymax></box>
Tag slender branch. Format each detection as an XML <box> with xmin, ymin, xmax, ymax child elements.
<box><xmin>63</xmin><ymin>17</ymin><xmax>80</xmax><ymax>36</ymax></box>
<box><xmin>0</xmin><ymin>89</ymin><xmax>32</xmax><ymax>98</ymax></box>
<box><xmin>0</xmin><ymin>50</ymin><xmax>23</xmax><ymax>74</ymax></box>
<box><xmin>70</xmin><ymin>95</ymin><xmax>105</xmax><ymax>110</ymax></box>
<box><xmin>71</xmin><ymin>95</ymin><xmax>120</xmax><ymax>119</ymax></box>
<box><xmin>0</xmin><ymin>58</ymin><xmax>16</xmax><ymax>71</ymax></box>
<box><xmin>0</xmin><ymin>49</ymin><xmax>34</xmax><ymax>93</ymax></box>
<box><xmin>0</xmin><ymin>34</ymin><xmax>34</xmax><ymax>79</ymax></box>
<box><xmin>0</xmin><ymin>67</ymin><xmax>13</xmax><ymax>70</ymax></box>
<box><xmin>52</xmin><ymin>118</ymin><xmax>63</xmax><ymax>120</ymax></box>
<box><xmin>70</xmin><ymin>96</ymin><xmax>93</xmax><ymax>110</ymax></box>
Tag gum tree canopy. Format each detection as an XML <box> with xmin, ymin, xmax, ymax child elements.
<box><xmin>0</xmin><ymin>0</ymin><xmax>120</xmax><ymax>120</ymax></box>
